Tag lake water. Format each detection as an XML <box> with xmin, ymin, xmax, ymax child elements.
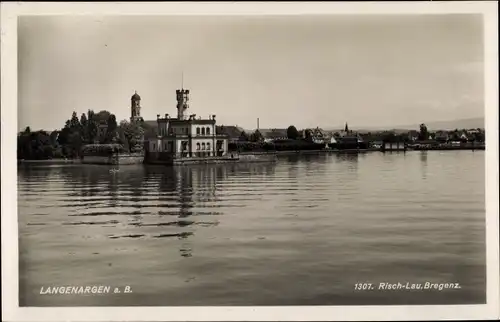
<box><xmin>17</xmin><ymin>151</ymin><xmax>486</xmax><ymax>306</ymax></box>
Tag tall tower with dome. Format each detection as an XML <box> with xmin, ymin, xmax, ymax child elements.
<box><xmin>130</xmin><ymin>91</ymin><xmax>142</xmax><ymax>122</ymax></box>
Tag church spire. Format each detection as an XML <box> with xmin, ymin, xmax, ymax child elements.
<box><xmin>345</xmin><ymin>122</ymin><xmax>349</xmax><ymax>133</ymax></box>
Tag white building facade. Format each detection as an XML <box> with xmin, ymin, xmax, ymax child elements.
<box><xmin>146</xmin><ymin>88</ymin><xmax>229</xmax><ymax>160</ymax></box>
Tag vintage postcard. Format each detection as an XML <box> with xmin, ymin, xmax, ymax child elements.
<box><xmin>1</xmin><ymin>1</ymin><xmax>499</xmax><ymax>321</ymax></box>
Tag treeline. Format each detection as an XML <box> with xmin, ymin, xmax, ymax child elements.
<box><xmin>18</xmin><ymin>110</ymin><xmax>149</xmax><ymax>160</ymax></box>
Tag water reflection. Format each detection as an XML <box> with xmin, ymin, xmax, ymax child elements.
<box><xmin>335</xmin><ymin>152</ymin><xmax>359</xmax><ymax>175</ymax></box>
<box><xmin>335</xmin><ymin>152</ymin><xmax>359</xmax><ymax>163</ymax></box>
<box><xmin>420</xmin><ymin>151</ymin><xmax>428</xmax><ymax>179</ymax></box>
<box><xmin>17</xmin><ymin>153</ymin><xmax>487</xmax><ymax>306</ymax></box>
<box><xmin>17</xmin><ymin>164</ymin><xmax>56</xmax><ymax>182</ymax></box>
<box><xmin>22</xmin><ymin>163</ymin><xmax>278</xmax><ymax>248</ymax></box>
<box><xmin>177</xmin><ymin>167</ymin><xmax>194</xmax><ymax>219</ymax></box>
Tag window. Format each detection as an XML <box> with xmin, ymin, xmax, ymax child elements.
<box><xmin>196</xmin><ymin>143</ymin><xmax>200</xmax><ymax>150</ymax></box>
<box><xmin>207</xmin><ymin>142</ymin><xmax>211</xmax><ymax>150</ymax></box>
<box><xmin>201</xmin><ymin>128</ymin><xmax>206</xmax><ymax>135</ymax></box>
<box><xmin>164</xmin><ymin>143</ymin><xmax>168</xmax><ymax>151</ymax></box>
<box><xmin>206</xmin><ymin>127</ymin><xmax>210</xmax><ymax>135</ymax></box>
<box><xmin>152</xmin><ymin>143</ymin><xmax>156</xmax><ymax>151</ymax></box>
<box><xmin>202</xmin><ymin>143</ymin><xmax>206</xmax><ymax>150</ymax></box>
<box><xmin>196</xmin><ymin>127</ymin><xmax>200</xmax><ymax>135</ymax></box>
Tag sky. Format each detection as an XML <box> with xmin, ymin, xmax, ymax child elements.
<box><xmin>18</xmin><ymin>14</ymin><xmax>484</xmax><ymax>131</ymax></box>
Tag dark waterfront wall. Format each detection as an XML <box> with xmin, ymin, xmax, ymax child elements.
<box><xmin>144</xmin><ymin>151</ymin><xmax>174</xmax><ymax>164</ymax></box>
<box><xmin>81</xmin><ymin>153</ymin><xmax>144</xmax><ymax>165</ymax></box>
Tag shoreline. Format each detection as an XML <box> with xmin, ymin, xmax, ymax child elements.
<box><xmin>17</xmin><ymin>146</ymin><xmax>485</xmax><ymax>164</ymax></box>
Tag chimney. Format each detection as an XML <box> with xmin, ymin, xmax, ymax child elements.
<box><xmin>157</xmin><ymin>114</ymin><xmax>160</xmax><ymax>119</ymax></box>
<box><xmin>257</xmin><ymin>118</ymin><xmax>260</xmax><ymax>130</ymax></box>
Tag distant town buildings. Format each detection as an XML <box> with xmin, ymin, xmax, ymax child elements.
<box><xmin>263</xmin><ymin>129</ymin><xmax>288</xmax><ymax>143</ymax></box>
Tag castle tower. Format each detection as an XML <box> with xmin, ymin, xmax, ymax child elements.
<box><xmin>176</xmin><ymin>88</ymin><xmax>189</xmax><ymax>120</ymax></box>
<box><xmin>131</xmin><ymin>91</ymin><xmax>141</xmax><ymax>122</ymax></box>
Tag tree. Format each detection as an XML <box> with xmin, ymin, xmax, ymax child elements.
<box><xmin>239</xmin><ymin>131</ymin><xmax>249</xmax><ymax>142</ymax></box>
<box><xmin>119</xmin><ymin>120</ymin><xmax>145</xmax><ymax>153</ymax></box>
<box><xmin>418</xmin><ymin>123</ymin><xmax>428</xmax><ymax>141</ymax></box>
<box><xmin>69</xmin><ymin>111</ymin><xmax>81</xmax><ymax>130</ymax></box>
<box><xmin>382</xmin><ymin>131</ymin><xmax>397</xmax><ymax>143</ymax></box>
<box><xmin>19</xmin><ymin>109</ymin><xmax>127</xmax><ymax>160</ymax></box>
<box><xmin>94</xmin><ymin>110</ymin><xmax>111</xmax><ymax>123</ymax></box>
<box><xmin>473</xmin><ymin>131</ymin><xmax>485</xmax><ymax>142</ymax></box>
<box><xmin>286</xmin><ymin>125</ymin><xmax>300</xmax><ymax>140</ymax></box>
<box><xmin>304</xmin><ymin>129</ymin><xmax>313</xmax><ymax>142</ymax></box>
<box><xmin>17</xmin><ymin>130</ymin><xmax>55</xmax><ymax>160</ymax></box>
<box><xmin>67</xmin><ymin>131</ymin><xmax>83</xmax><ymax>157</ymax></box>
<box><xmin>57</xmin><ymin>121</ymin><xmax>71</xmax><ymax>146</ymax></box>
<box><xmin>87</xmin><ymin>110</ymin><xmax>98</xmax><ymax>143</ymax></box>
<box><xmin>249</xmin><ymin>129</ymin><xmax>263</xmax><ymax>142</ymax></box>
<box><xmin>80</xmin><ymin>113</ymin><xmax>89</xmax><ymax>143</ymax></box>
<box><xmin>395</xmin><ymin>133</ymin><xmax>409</xmax><ymax>143</ymax></box>
<box><xmin>105</xmin><ymin>114</ymin><xmax>118</xmax><ymax>143</ymax></box>
<box><xmin>49</xmin><ymin>130</ymin><xmax>59</xmax><ymax>146</ymax></box>
<box><xmin>450</xmin><ymin>130</ymin><xmax>460</xmax><ymax>142</ymax></box>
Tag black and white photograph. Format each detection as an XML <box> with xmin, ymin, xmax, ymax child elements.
<box><xmin>1</xmin><ymin>1</ymin><xmax>499</xmax><ymax>321</ymax></box>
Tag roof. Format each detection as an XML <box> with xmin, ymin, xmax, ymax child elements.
<box><xmin>216</xmin><ymin>125</ymin><xmax>243</xmax><ymax>138</ymax></box>
<box><xmin>337</xmin><ymin>136</ymin><xmax>359</xmax><ymax>143</ymax></box>
<box><xmin>141</xmin><ymin>121</ymin><xmax>242</xmax><ymax>139</ymax></box>
<box><xmin>263</xmin><ymin>129</ymin><xmax>287</xmax><ymax>139</ymax></box>
<box><xmin>156</xmin><ymin>117</ymin><xmax>216</xmax><ymax>125</ymax></box>
<box><xmin>306</xmin><ymin>127</ymin><xmax>326</xmax><ymax>137</ymax></box>
<box><xmin>131</xmin><ymin>92</ymin><xmax>141</xmax><ymax>100</ymax></box>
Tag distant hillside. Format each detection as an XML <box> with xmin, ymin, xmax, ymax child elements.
<box><xmin>322</xmin><ymin>117</ymin><xmax>485</xmax><ymax>133</ymax></box>
<box><xmin>392</xmin><ymin>117</ymin><xmax>485</xmax><ymax>131</ymax></box>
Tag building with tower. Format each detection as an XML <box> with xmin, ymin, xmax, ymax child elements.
<box><xmin>334</xmin><ymin>121</ymin><xmax>365</xmax><ymax>149</ymax></box>
<box><xmin>144</xmin><ymin>88</ymin><xmax>230</xmax><ymax>163</ymax></box>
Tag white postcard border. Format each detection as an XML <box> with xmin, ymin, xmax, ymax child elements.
<box><xmin>1</xmin><ymin>1</ymin><xmax>498</xmax><ymax>321</ymax></box>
